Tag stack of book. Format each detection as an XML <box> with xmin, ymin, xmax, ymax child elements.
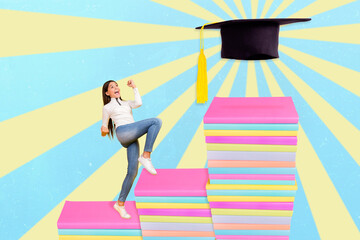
<box><xmin>134</xmin><ymin>168</ymin><xmax>215</xmax><ymax>240</ymax></box>
<box><xmin>203</xmin><ymin>97</ymin><xmax>299</xmax><ymax>240</ymax></box>
<box><xmin>57</xmin><ymin>201</ymin><xmax>142</xmax><ymax>240</ymax></box>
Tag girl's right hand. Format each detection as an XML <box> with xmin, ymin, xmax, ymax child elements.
<box><xmin>101</xmin><ymin>126</ymin><xmax>109</xmax><ymax>136</ymax></box>
<box><xmin>127</xmin><ymin>79</ymin><xmax>136</xmax><ymax>88</ymax></box>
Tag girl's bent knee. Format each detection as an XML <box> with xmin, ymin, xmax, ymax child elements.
<box><xmin>154</xmin><ymin>118</ymin><xmax>162</xmax><ymax>127</ymax></box>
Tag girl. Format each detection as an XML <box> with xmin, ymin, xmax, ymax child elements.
<box><xmin>101</xmin><ymin>79</ymin><xmax>162</xmax><ymax>219</ymax></box>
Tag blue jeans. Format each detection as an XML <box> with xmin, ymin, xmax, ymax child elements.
<box><xmin>115</xmin><ymin>118</ymin><xmax>162</xmax><ymax>202</ymax></box>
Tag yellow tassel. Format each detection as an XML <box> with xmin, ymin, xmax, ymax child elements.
<box><xmin>197</xmin><ymin>24</ymin><xmax>208</xmax><ymax>104</ymax></box>
<box><xmin>197</xmin><ymin>49</ymin><xmax>208</xmax><ymax>103</ymax></box>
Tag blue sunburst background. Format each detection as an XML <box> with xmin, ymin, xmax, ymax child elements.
<box><xmin>0</xmin><ymin>0</ymin><xmax>359</xmax><ymax>239</ymax></box>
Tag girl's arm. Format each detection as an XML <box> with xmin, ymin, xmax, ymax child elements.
<box><xmin>127</xmin><ymin>80</ymin><xmax>142</xmax><ymax>109</ymax></box>
<box><xmin>101</xmin><ymin>106</ymin><xmax>110</xmax><ymax>136</ymax></box>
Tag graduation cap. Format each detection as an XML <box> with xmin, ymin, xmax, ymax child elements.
<box><xmin>195</xmin><ymin>18</ymin><xmax>311</xmax><ymax>103</ymax></box>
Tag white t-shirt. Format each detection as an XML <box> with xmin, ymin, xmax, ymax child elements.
<box><xmin>102</xmin><ymin>88</ymin><xmax>142</xmax><ymax>128</ymax></box>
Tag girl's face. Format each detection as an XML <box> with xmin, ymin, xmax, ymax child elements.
<box><xmin>106</xmin><ymin>81</ymin><xmax>121</xmax><ymax>98</ymax></box>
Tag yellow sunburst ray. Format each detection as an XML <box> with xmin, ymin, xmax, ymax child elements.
<box><xmin>212</xmin><ymin>0</ymin><xmax>238</xmax><ymax>19</ymax></box>
<box><xmin>251</xmin><ymin>0</ymin><xmax>259</xmax><ymax>18</ymax></box>
<box><xmin>260</xmin><ymin>0</ymin><xmax>274</xmax><ymax>18</ymax></box>
<box><xmin>246</xmin><ymin>61</ymin><xmax>258</xmax><ymax>97</ymax></box>
<box><xmin>280</xmin><ymin>24</ymin><xmax>360</xmax><ymax>44</ymax></box>
<box><xmin>262</xmin><ymin>61</ymin><xmax>360</xmax><ymax>239</ymax></box>
<box><xmin>274</xmin><ymin>59</ymin><xmax>360</xmax><ymax>166</ymax></box>
<box><xmin>0</xmin><ymin>9</ymin><xmax>220</xmax><ymax>57</ymax></box>
<box><xmin>233</xmin><ymin>0</ymin><xmax>247</xmax><ymax>19</ymax></box>
<box><xmin>278</xmin><ymin>44</ymin><xmax>360</xmax><ymax>96</ymax></box>
<box><xmin>151</xmin><ymin>0</ymin><xmax>223</xmax><ymax>22</ymax></box>
<box><xmin>216</xmin><ymin>61</ymin><xmax>241</xmax><ymax>98</ymax></box>
<box><xmin>290</xmin><ymin>0</ymin><xmax>357</xmax><ymax>18</ymax></box>
<box><xmin>0</xmin><ymin>45</ymin><xmax>221</xmax><ymax>178</ymax></box>
<box><xmin>270</xmin><ymin>0</ymin><xmax>294</xmax><ymax>18</ymax></box>
<box><xmin>297</xmin><ymin>126</ymin><xmax>360</xmax><ymax>240</ymax></box>
<box><xmin>19</xmin><ymin>59</ymin><xmax>229</xmax><ymax>240</ymax></box>
<box><xmin>178</xmin><ymin>61</ymin><xmax>240</xmax><ymax>168</ymax></box>
<box><xmin>177</xmin><ymin>121</ymin><xmax>207</xmax><ymax>169</ymax></box>
<box><xmin>260</xmin><ymin>61</ymin><xmax>283</xmax><ymax>96</ymax></box>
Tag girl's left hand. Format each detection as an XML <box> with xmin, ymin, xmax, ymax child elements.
<box><xmin>101</xmin><ymin>126</ymin><xmax>109</xmax><ymax>137</ymax></box>
<box><xmin>127</xmin><ymin>79</ymin><xmax>136</xmax><ymax>88</ymax></box>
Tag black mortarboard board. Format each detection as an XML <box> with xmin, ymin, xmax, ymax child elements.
<box><xmin>195</xmin><ymin>18</ymin><xmax>311</xmax><ymax>60</ymax></box>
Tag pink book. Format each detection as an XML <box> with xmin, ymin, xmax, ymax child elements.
<box><xmin>203</xmin><ymin>97</ymin><xmax>299</xmax><ymax>124</ymax></box>
<box><xmin>205</xmin><ymin>136</ymin><xmax>297</xmax><ymax>145</ymax></box>
<box><xmin>137</xmin><ymin>208</ymin><xmax>212</xmax><ymax>217</ymax></box>
<box><xmin>209</xmin><ymin>174</ymin><xmax>295</xmax><ymax>181</ymax></box>
<box><xmin>216</xmin><ymin>236</ymin><xmax>289</xmax><ymax>240</ymax></box>
<box><xmin>135</xmin><ymin>168</ymin><xmax>208</xmax><ymax>197</ymax></box>
<box><xmin>57</xmin><ymin>201</ymin><xmax>140</xmax><ymax>229</ymax></box>
<box><xmin>209</xmin><ymin>202</ymin><xmax>294</xmax><ymax>210</ymax></box>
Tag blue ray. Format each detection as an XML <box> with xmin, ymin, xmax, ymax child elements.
<box><xmin>240</xmin><ymin>0</ymin><xmax>252</xmax><ymax>19</ymax></box>
<box><xmin>282</xmin><ymin>1</ymin><xmax>360</xmax><ymax>30</ymax></box>
<box><xmin>223</xmin><ymin>0</ymin><xmax>243</xmax><ymax>18</ymax></box>
<box><xmin>0</xmin><ymin>52</ymin><xmax>222</xmax><ymax>240</ymax></box>
<box><xmin>267</xmin><ymin>60</ymin><xmax>360</xmax><ymax>229</ymax></box>
<box><xmin>116</xmin><ymin>60</ymin><xmax>235</xmax><ymax>201</ymax></box>
<box><xmin>291</xmin><ymin>171</ymin><xmax>320</xmax><ymax>239</ymax></box>
<box><xmin>278</xmin><ymin>51</ymin><xmax>360</xmax><ymax>129</ymax></box>
<box><xmin>280</xmin><ymin>38</ymin><xmax>360</xmax><ymax>72</ymax></box>
<box><xmin>0</xmin><ymin>38</ymin><xmax>220</xmax><ymax>122</ymax></box>
<box><xmin>256</xmin><ymin>0</ymin><xmax>266</xmax><ymax>18</ymax></box>
<box><xmin>192</xmin><ymin>0</ymin><xmax>233</xmax><ymax>21</ymax></box>
<box><xmin>264</xmin><ymin>0</ymin><xmax>282</xmax><ymax>18</ymax></box>
<box><xmin>277</xmin><ymin>0</ymin><xmax>316</xmax><ymax>18</ymax></box>
<box><xmin>0</xmin><ymin>0</ymin><xmax>206</xmax><ymax>28</ymax></box>
<box><xmin>229</xmin><ymin>61</ymin><xmax>247</xmax><ymax>97</ymax></box>
<box><xmin>255</xmin><ymin>61</ymin><xmax>271</xmax><ymax>97</ymax></box>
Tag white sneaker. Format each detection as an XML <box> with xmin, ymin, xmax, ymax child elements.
<box><xmin>138</xmin><ymin>155</ymin><xmax>157</xmax><ymax>175</ymax></box>
<box><xmin>113</xmin><ymin>203</ymin><xmax>131</xmax><ymax>219</ymax></box>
